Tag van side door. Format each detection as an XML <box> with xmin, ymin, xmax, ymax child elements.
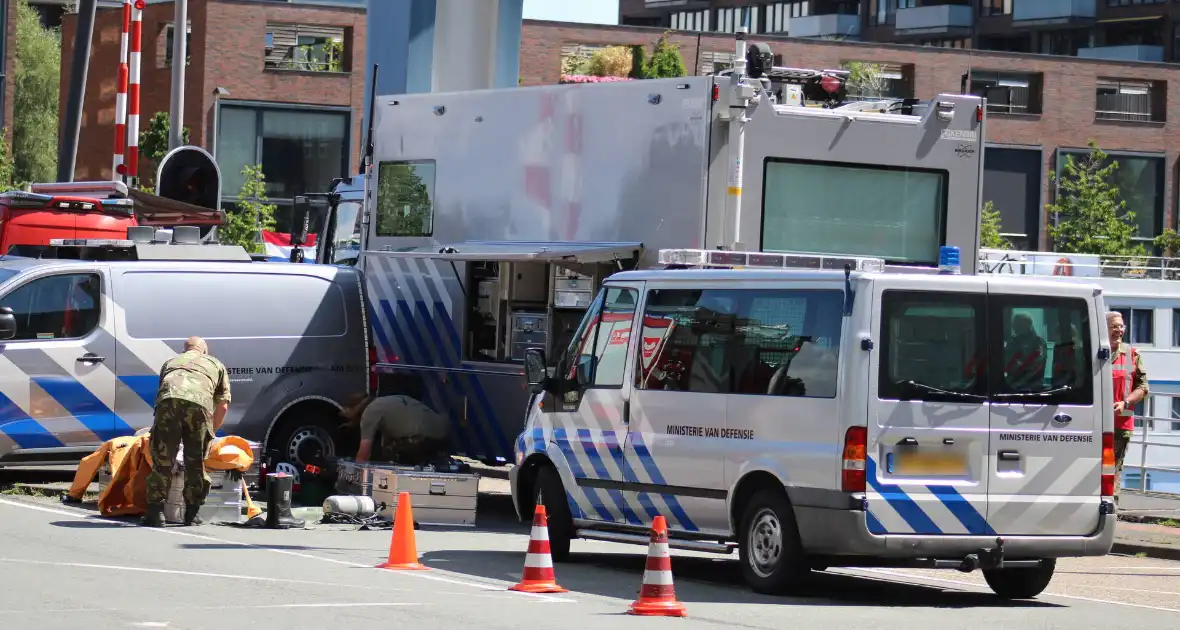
<box><xmin>0</xmin><ymin>267</ymin><xmax>124</xmax><ymax>453</ymax></box>
<box><xmin>867</xmin><ymin>278</ymin><xmax>993</xmax><ymax>536</ymax></box>
<box><xmin>985</xmin><ymin>284</ymin><xmax>1101</xmax><ymax>536</ymax></box>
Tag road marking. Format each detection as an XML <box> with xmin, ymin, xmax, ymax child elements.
<box><xmin>1075</xmin><ymin>566</ymin><xmax>1180</xmax><ymax>571</ymax></box>
<box><xmin>851</xmin><ymin>568</ymin><xmax>1180</xmax><ymax>614</ymax></box>
<box><xmin>0</xmin><ymin>497</ymin><xmax>577</xmax><ymax>604</ymax></box>
<box><xmin>1</xmin><ymin>603</ymin><xmax>423</xmax><ymax>615</ymax></box>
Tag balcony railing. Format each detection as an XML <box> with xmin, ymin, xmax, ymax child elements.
<box><xmin>895</xmin><ymin>4</ymin><xmax>973</xmax><ymax>34</ymax></box>
<box><xmin>789</xmin><ymin>13</ymin><xmax>861</xmax><ymax>39</ymax></box>
<box><xmin>1078</xmin><ymin>45</ymin><xmax>1165</xmax><ymax>63</ymax></box>
<box><xmin>1012</xmin><ymin>0</ymin><xmax>1096</xmax><ymax>24</ymax></box>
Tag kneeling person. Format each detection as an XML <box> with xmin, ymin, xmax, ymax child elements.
<box><xmin>346</xmin><ymin>395</ymin><xmax>450</xmax><ymax>464</ymax></box>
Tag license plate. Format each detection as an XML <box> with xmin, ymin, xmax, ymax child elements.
<box><xmin>893</xmin><ymin>449</ymin><xmax>967</xmax><ymax>476</ymax></box>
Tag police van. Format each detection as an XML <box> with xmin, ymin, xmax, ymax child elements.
<box><xmin>0</xmin><ymin>226</ymin><xmax>368</xmax><ymax>473</ymax></box>
<box><xmin>511</xmin><ymin>246</ymin><xmax>1116</xmax><ymax>599</ymax></box>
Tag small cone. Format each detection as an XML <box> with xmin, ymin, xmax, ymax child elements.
<box><xmin>377</xmin><ymin>492</ymin><xmax>428</xmax><ymax>571</ymax></box>
<box><xmin>509</xmin><ymin>503</ymin><xmax>568</xmax><ymax>593</ymax></box>
<box><xmin>628</xmin><ymin>516</ymin><xmax>687</xmax><ymax>617</ymax></box>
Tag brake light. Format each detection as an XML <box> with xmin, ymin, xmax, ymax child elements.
<box><xmin>1101</xmin><ymin>431</ymin><xmax>1115</xmax><ymax>497</ymax></box>
<box><xmin>712</xmin><ymin>84</ymin><xmax>719</xmax><ymax>102</ymax></box>
<box><xmin>842</xmin><ymin>426</ymin><xmax>868</xmax><ymax>492</ymax></box>
<box><xmin>368</xmin><ymin>344</ymin><xmax>378</xmax><ymax>394</ymax></box>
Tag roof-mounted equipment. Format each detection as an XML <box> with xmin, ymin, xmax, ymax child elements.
<box><xmin>35</xmin><ymin>226</ymin><xmax>253</xmax><ymax>262</ymax></box>
<box><xmin>658</xmin><ymin>248</ymin><xmax>885</xmax><ymax>273</ymax></box>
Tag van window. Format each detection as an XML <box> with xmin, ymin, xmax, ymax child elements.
<box><xmin>121</xmin><ymin>271</ymin><xmax>347</xmax><ymax>339</ymax></box>
<box><xmin>0</xmin><ymin>273</ymin><xmax>102</xmax><ymax>341</ymax></box>
<box><xmin>562</xmin><ymin>287</ymin><xmax>637</xmax><ymax>388</ymax></box>
<box><xmin>991</xmin><ymin>295</ymin><xmax>1093</xmax><ymax>405</ymax></box>
<box><xmin>638</xmin><ymin>287</ymin><xmax>843</xmax><ymax>398</ymax></box>
<box><xmin>879</xmin><ymin>290</ymin><xmax>987</xmax><ymax>402</ymax></box>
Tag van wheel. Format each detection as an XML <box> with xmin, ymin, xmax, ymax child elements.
<box><xmin>534</xmin><ymin>465</ymin><xmax>572</xmax><ymax>562</ymax></box>
<box><xmin>269</xmin><ymin>412</ymin><xmax>339</xmax><ymax>473</ymax></box>
<box><xmin>983</xmin><ymin>559</ymin><xmax>1056</xmax><ymax>600</ymax></box>
<box><xmin>738</xmin><ymin>488</ymin><xmax>808</xmax><ymax>595</ymax></box>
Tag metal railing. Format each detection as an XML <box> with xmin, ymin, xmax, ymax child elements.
<box><xmin>1127</xmin><ymin>415</ymin><xmax>1180</xmax><ymax>496</ymax></box>
<box><xmin>978</xmin><ymin>248</ymin><xmax>1180</xmax><ymax>281</ymax></box>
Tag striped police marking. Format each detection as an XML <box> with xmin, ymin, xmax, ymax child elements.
<box><xmin>926</xmin><ymin>484</ymin><xmax>994</xmax><ymax>536</ymax></box>
<box><xmin>32</xmin><ymin>376</ymin><xmax>129</xmax><ymax>443</ymax></box>
<box><xmin>552</xmin><ymin>427</ymin><xmax>614</xmax><ymax>522</ymax></box>
<box><xmin>576</xmin><ymin>428</ymin><xmax>641</xmax><ymax>525</ymax></box>
<box><xmin>604</xmin><ymin>429</ymin><xmax>661</xmax><ymax>520</ymax></box>
<box><xmin>0</xmin><ymin>385</ymin><xmax>64</xmax><ymax>449</ymax></box>
<box><xmin>627</xmin><ymin>433</ymin><xmax>698</xmax><ymax>532</ymax></box>
<box><xmin>865</xmin><ymin>510</ymin><xmax>887</xmax><ymax>535</ymax></box>
<box><xmin>118</xmin><ymin>375</ymin><xmax>158</xmax><ymax>407</ymax></box>
<box><xmin>866</xmin><ymin>458</ymin><xmax>942</xmax><ymax>535</ymax></box>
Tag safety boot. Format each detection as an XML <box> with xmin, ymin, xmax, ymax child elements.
<box><xmin>141</xmin><ymin>503</ymin><xmax>165</xmax><ymax>527</ymax></box>
<box><xmin>183</xmin><ymin>503</ymin><xmax>204</xmax><ymax>526</ymax></box>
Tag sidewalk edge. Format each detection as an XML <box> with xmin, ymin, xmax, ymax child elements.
<box><xmin>1111</xmin><ymin>541</ymin><xmax>1180</xmax><ymax>562</ymax></box>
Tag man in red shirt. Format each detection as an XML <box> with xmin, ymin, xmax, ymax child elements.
<box><xmin>1108</xmin><ymin>311</ymin><xmax>1148</xmax><ymax>500</ymax></box>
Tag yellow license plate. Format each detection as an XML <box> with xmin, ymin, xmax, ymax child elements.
<box><xmin>893</xmin><ymin>450</ymin><xmax>967</xmax><ymax>476</ymax></box>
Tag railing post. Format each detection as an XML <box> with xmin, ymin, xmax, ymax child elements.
<box><xmin>1139</xmin><ymin>414</ymin><xmax>1149</xmax><ymax>491</ymax></box>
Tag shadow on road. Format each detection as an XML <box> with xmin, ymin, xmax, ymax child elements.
<box><xmin>418</xmin><ymin>548</ymin><xmax>1062</xmax><ymax>609</ymax></box>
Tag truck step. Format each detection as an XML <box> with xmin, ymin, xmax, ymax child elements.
<box><xmin>574</xmin><ymin>528</ymin><xmax>734</xmax><ymax>554</ymax></box>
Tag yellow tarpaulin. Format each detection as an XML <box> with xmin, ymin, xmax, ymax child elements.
<box><xmin>68</xmin><ymin>432</ymin><xmax>261</xmax><ymax>519</ymax></box>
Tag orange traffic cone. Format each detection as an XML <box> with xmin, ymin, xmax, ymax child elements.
<box><xmin>629</xmin><ymin>515</ymin><xmax>687</xmax><ymax>617</ymax></box>
<box><xmin>509</xmin><ymin>503</ymin><xmax>568</xmax><ymax>593</ymax></box>
<box><xmin>377</xmin><ymin>491</ymin><xmax>428</xmax><ymax>571</ymax></box>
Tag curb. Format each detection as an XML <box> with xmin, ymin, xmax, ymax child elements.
<box><xmin>1111</xmin><ymin>542</ymin><xmax>1180</xmax><ymax>562</ymax></box>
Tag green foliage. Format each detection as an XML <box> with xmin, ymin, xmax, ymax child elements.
<box><xmin>0</xmin><ymin>128</ymin><xmax>23</xmax><ymax>191</ymax></box>
<box><xmin>979</xmin><ymin>201</ymin><xmax>1010</xmax><ymax>250</ymax></box>
<box><xmin>642</xmin><ymin>32</ymin><xmax>687</xmax><ymax>79</ymax></box>
<box><xmin>139</xmin><ymin>111</ymin><xmax>191</xmax><ymax>167</ymax></box>
<box><xmin>13</xmin><ymin>0</ymin><xmax>61</xmax><ymax>183</ymax></box>
<box><xmin>1045</xmin><ymin>140</ymin><xmax>1143</xmax><ymax>257</ymax></box>
<box><xmin>375</xmin><ymin>163</ymin><xmax>432</xmax><ymax>236</ymax></box>
<box><xmin>842</xmin><ymin>61</ymin><xmax>887</xmax><ymax>99</ymax></box>
<box><xmin>629</xmin><ymin>45</ymin><xmax>646</xmax><ymax>79</ymax></box>
<box><xmin>219</xmin><ymin>164</ymin><xmax>276</xmax><ymax>254</ymax></box>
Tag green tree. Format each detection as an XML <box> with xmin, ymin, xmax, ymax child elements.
<box><xmin>979</xmin><ymin>201</ymin><xmax>1011</xmax><ymax>250</ymax></box>
<box><xmin>13</xmin><ymin>0</ymin><xmax>61</xmax><ymax>183</ymax></box>
<box><xmin>138</xmin><ymin>111</ymin><xmax>190</xmax><ymax>189</ymax></box>
<box><xmin>219</xmin><ymin>164</ymin><xmax>276</xmax><ymax>254</ymax></box>
<box><xmin>842</xmin><ymin>61</ymin><xmax>886</xmax><ymax>99</ymax></box>
<box><xmin>629</xmin><ymin>45</ymin><xmax>646</xmax><ymax>79</ymax></box>
<box><xmin>375</xmin><ymin>163</ymin><xmax>432</xmax><ymax>236</ymax></box>
<box><xmin>642</xmin><ymin>32</ymin><xmax>687</xmax><ymax>79</ymax></box>
<box><xmin>1045</xmin><ymin>140</ymin><xmax>1143</xmax><ymax>257</ymax></box>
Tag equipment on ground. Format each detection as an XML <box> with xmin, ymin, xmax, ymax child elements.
<box><xmin>263</xmin><ymin>472</ymin><xmax>306</xmax><ymax>529</ymax></box>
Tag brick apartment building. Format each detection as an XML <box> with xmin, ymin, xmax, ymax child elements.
<box><xmin>60</xmin><ymin>0</ymin><xmax>364</xmax><ymax>224</ymax></box>
<box><xmin>56</xmin><ymin>0</ymin><xmax>1180</xmax><ymax>253</ymax></box>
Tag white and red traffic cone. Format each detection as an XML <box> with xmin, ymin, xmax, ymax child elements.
<box><xmin>629</xmin><ymin>515</ymin><xmax>687</xmax><ymax>616</ymax></box>
<box><xmin>509</xmin><ymin>502</ymin><xmax>569</xmax><ymax>593</ymax></box>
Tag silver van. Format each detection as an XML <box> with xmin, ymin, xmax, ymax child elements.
<box><xmin>0</xmin><ymin>233</ymin><xmax>369</xmax><ymax>473</ymax></box>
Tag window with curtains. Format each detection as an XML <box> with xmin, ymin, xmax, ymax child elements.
<box><xmin>760</xmin><ymin>159</ymin><xmax>948</xmax><ymax>265</ymax></box>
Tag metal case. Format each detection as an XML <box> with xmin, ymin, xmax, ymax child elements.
<box><xmin>370</xmin><ymin>468</ymin><xmax>479</xmax><ymax>527</ymax></box>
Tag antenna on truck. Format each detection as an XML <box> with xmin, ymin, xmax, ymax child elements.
<box><xmin>362</xmin><ymin>63</ymin><xmax>379</xmax><ymax>171</ymax></box>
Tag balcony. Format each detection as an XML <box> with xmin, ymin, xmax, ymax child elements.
<box><xmin>1077</xmin><ymin>45</ymin><xmax>1165</xmax><ymax>63</ymax></box>
<box><xmin>895</xmin><ymin>4</ymin><xmax>973</xmax><ymax>36</ymax></box>
<box><xmin>1012</xmin><ymin>0</ymin><xmax>1095</xmax><ymax>26</ymax></box>
<box><xmin>789</xmin><ymin>14</ymin><xmax>861</xmax><ymax>39</ymax></box>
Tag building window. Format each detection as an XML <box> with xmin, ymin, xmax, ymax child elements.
<box><xmin>215</xmin><ymin>104</ymin><xmax>351</xmax><ymax>215</ymax></box>
<box><xmin>765</xmin><ymin>1</ymin><xmax>811</xmax><ymax>34</ymax></box>
<box><xmin>1055</xmin><ymin>149</ymin><xmax>1165</xmax><ymax>250</ymax></box>
<box><xmin>164</xmin><ymin>23</ymin><xmax>192</xmax><ymax>67</ymax></box>
<box><xmin>264</xmin><ymin>23</ymin><xmax>347</xmax><ymax>72</ymax></box>
<box><xmin>716</xmin><ymin>5</ymin><xmax>760</xmax><ymax>33</ymax></box>
<box><xmin>1170</xmin><ymin>397</ymin><xmax>1180</xmax><ymax>432</ymax></box>
<box><xmin>966</xmin><ymin>71</ymin><xmax>1043</xmax><ymax>115</ymax></box>
<box><xmin>670</xmin><ymin>9</ymin><xmax>710</xmax><ymax>31</ymax></box>
<box><xmin>979</xmin><ymin>0</ymin><xmax>1013</xmax><ymax>16</ymax></box>
<box><xmin>918</xmin><ymin>38</ymin><xmax>971</xmax><ymax>48</ymax></box>
<box><xmin>982</xmin><ymin>147</ymin><xmax>1042</xmax><ymax>251</ymax></box>
<box><xmin>375</xmin><ymin>160</ymin><xmax>436</xmax><ymax>237</ymax></box>
<box><xmin>1095</xmin><ymin>79</ymin><xmax>1164</xmax><ymax>123</ymax></box>
<box><xmin>1114</xmin><ymin>307</ymin><xmax>1154</xmax><ymax>345</ymax></box>
<box><xmin>1039</xmin><ymin>28</ymin><xmax>1090</xmax><ymax>57</ymax></box>
<box><xmin>1173</xmin><ymin>308</ymin><xmax>1180</xmax><ymax>346</ymax></box>
<box><xmin>871</xmin><ymin>0</ymin><xmax>897</xmax><ymax>26</ymax></box>
<box><xmin>1107</xmin><ymin>0</ymin><xmax>1166</xmax><ymax>6</ymax></box>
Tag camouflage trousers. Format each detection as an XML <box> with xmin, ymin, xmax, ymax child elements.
<box><xmin>145</xmin><ymin>398</ymin><xmax>214</xmax><ymax>506</ymax></box>
<box><xmin>1113</xmin><ymin>428</ymin><xmax>1135</xmax><ymax>498</ymax></box>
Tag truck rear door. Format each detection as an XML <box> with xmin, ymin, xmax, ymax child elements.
<box><xmin>867</xmin><ymin>277</ymin><xmax>992</xmax><ymax>536</ymax></box>
<box><xmin>985</xmin><ymin>283</ymin><xmax>1102</xmax><ymax>536</ymax></box>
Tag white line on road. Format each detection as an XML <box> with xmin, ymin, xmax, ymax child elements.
<box><xmin>0</xmin><ymin>602</ymin><xmax>423</xmax><ymax>615</ymax></box>
<box><xmin>851</xmin><ymin>568</ymin><xmax>1180</xmax><ymax>614</ymax></box>
<box><xmin>0</xmin><ymin>497</ymin><xmax>578</xmax><ymax>604</ymax></box>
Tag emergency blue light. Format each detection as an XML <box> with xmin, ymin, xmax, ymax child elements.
<box><xmin>939</xmin><ymin>246</ymin><xmax>961</xmax><ymax>275</ymax></box>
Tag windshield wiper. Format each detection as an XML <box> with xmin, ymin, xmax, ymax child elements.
<box><xmin>902</xmin><ymin>380</ymin><xmax>986</xmax><ymax>402</ymax></box>
<box><xmin>993</xmin><ymin>385</ymin><xmax>1073</xmax><ymax>399</ymax></box>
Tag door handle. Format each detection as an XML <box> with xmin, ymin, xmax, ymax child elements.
<box><xmin>897</xmin><ymin>437</ymin><xmax>918</xmax><ymax>446</ymax></box>
<box><xmin>622</xmin><ymin>399</ymin><xmax>630</xmax><ymax>424</ymax></box>
<box><xmin>943</xmin><ymin>438</ymin><xmax>955</xmax><ymax>445</ymax></box>
<box><xmin>76</xmin><ymin>354</ymin><xmax>105</xmax><ymax>363</ymax></box>
<box><xmin>998</xmin><ymin>451</ymin><xmax>1020</xmax><ymax>461</ymax></box>
<box><xmin>1053</xmin><ymin>413</ymin><xmax>1073</xmax><ymax>424</ymax></box>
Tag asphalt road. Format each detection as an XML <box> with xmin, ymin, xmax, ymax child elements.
<box><xmin>1</xmin><ymin>493</ymin><xmax>1178</xmax><ymax>630</ymax></box>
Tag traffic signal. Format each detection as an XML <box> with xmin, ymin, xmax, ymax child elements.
<box><xmin>156</xmin><ymin>145</ymin><xmax>221</xmax><ymax>210</ymax></box>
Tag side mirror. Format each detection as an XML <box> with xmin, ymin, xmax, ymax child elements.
<box><xmin>524</xmin><ymin>348</ymin><xmax>547</xmax><ymax>386</ymax></box>
<box><xmin>575</xmin><ymin>354</ymin><xmax>595</xmax><ymax>387</ymax></box>
<box><xmin>0</xmin><ymin>306</ymin><xmax>15</xmax><ymax>341</ymax></box>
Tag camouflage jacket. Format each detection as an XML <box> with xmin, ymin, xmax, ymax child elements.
<box><xmin>1114</xmin><ymin>341</ymin><xmax>1149</xmax><ymax>399</ymax></box>
<box><xmin>156</xmin><ymin>349</ymin><xmax>231</xmax><ymax>414</ymax></box>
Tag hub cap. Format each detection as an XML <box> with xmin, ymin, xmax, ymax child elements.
<box><xmin>286</xmin><ymin>426</ymin><xmax>334</xmax><ymax>468</ymax></box>
<box><xmin>748</xmin><ymin>508</ymin><xmax>782</xmax><ymax>578</ymax></box>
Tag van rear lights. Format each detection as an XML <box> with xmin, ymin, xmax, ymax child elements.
<box><xmin>368</xmin><ymin>344</ymin><xmax>379</xmax><ymax>393</ymax></box>
<box><xmin>1101</xmin><ymin>431</ymin><xmax>1115</xmax><ymax>497</ymax></box>
<box><xmin>842</xmin><ymin>426</ymin><xmax>867</xmax><ymax>492</ymax></box>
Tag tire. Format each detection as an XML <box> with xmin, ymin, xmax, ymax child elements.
<box><xmin>534</xmin><ymin>465</ymin><xmax>573</xmax><ymax>562</ymax></box>
<box><xmin>268</xmin><ymin>411</ymin><xmax>340</xmax><ymax>474</ymax></box>
<box><xmin>738</xmin><ymin>488</ymin><xmax>809</xmax><ymax>595</ymax></box>
<box><xmin>983</xmin><ymin>559</ymin><xmax>1056</xmax><ymax>600</ymax></box>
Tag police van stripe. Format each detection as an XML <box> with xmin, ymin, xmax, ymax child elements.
<box><xmin>865</xmin><ymin>510</ymin><xmax>887</xmax><ymax>535</ymax></box>
<box><xmin>576</xmin><ymin>427</ymin><xmax>642</xmax><ymax>525</ymax></box>
<box><xmin>604</xmin><ymin>429</ymin><xmax>661</xmax><ymax>520</ymax></box>
<box><xmin>926</xmin><ymin>484</ymin><xmax>994</xmax><ymax>536</ymax></box>
<box><xmin>629</xmin><ymin>433</ymin><xmax>698</xmax><ymax>532</ymax></box>
<box><xmin>866</xmin><ymin>458</ymin><xmax>942</xmax><ymax>535</ymax></box>
<box><xmin>553</xmin><ymin>429</ymin><xmax>614</xmax><ymax>521</ymax></box>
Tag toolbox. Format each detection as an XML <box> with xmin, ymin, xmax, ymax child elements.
<box><xmin>370</xmin><ymin>467</ymin><xmax>479</xmax><ymax>527</ymax></box>
<box><xmin>163</xmin><ymin>468</ymin><xmax>244</xmax><ymax>524</ymax></box>
<box><xmin>334</xmin><ymin>459</ymin><xmax>404</xmax><ymax>497</ymax></box>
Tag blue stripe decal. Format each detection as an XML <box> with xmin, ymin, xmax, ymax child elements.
<box><xmin>628</xmin><ymin>433</ymin><xmax>698</xmax><ymax>531</ymax></box>
<box><xmin>435</xmin><ymin>305</ymin><xmax>511</xmax><ymax>458</ymax></box>
<box><xmin>118</xmin><ymin>375</ymin><xmax>158</xmax><ymax>407</ymax></box>
<box><xmin>415</xmin><ymin>301</ymin><xmax>496</xmax><ymax>458</ymax></box>
<box><xmin>0</xmin><ymin>386</ymin><xmax>65</xmax><ymax>449</ymax></box>
<box><xmin>866</xmin><ymin>458</ymin><xmax>942</xmax><ymax>535</ymax></box>
<box><xmin>33</xmin><ymin>376</ymin><xmax>132</xmax><ymax>442</ymax></box>
<box><xmin>926</xmin><ymin>484</ymin><xmax>994</xmax><ymax>535</ymax></box>
<box><xmin>866</xmin><ymin>510</ymin><xmax>886</xmax><ymax>534</ymax></box>
<box><xmin>576</xmin><ymin>428</ymin><xmax>641</xmax><ymax>525</ymax></box>
<box><xmin>553</xmin><ymin>429</ymin><xmax>613</xmax><ymax>521</ymax></box>
<box><xmin>605</xmin><ymin>430</ymin><xmax>660</xmax><ymax>519</ymax></box>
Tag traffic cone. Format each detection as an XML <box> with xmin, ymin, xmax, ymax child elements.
<box><xmin>509</xmin><ymin>503</ymin><xmax>568</xmax><ymax>593</ymax></box>
<box><xmin>377</xmin><ymin>492</ymin><xmax>428</xmax><ymax>571</ymax></box>
<box><xmin>628</xmin><ymin>515</ymin><xmax>687</xmax><ymax>617</ymax></box>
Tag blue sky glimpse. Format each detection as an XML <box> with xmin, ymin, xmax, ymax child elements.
<box><xmin>523</xmin><ymin>0</ymin><xmax>619</xmax><ymax>25</ymax></box>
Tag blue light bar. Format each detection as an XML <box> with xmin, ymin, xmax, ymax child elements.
<box><xmin>939</xmin><ymin>246</ymin><xmax>961</xmax><ymax>275</ymax></box>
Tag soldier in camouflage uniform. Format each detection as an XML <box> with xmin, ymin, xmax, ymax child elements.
<box><xmin>1108</xmin><ymin>311</ymin><xmax>1148</xmax><ymax>500</ymax></box>
<box><xmin>142</xmin><ymin>336</ymin><xmax>232</xmax><ymax>527</ymax></box>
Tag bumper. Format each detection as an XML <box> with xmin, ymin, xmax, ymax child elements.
<box><xmin>795</xmin><ymin>505</ymin><xmax>1117</xmax><ymax>560</ymax></box>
